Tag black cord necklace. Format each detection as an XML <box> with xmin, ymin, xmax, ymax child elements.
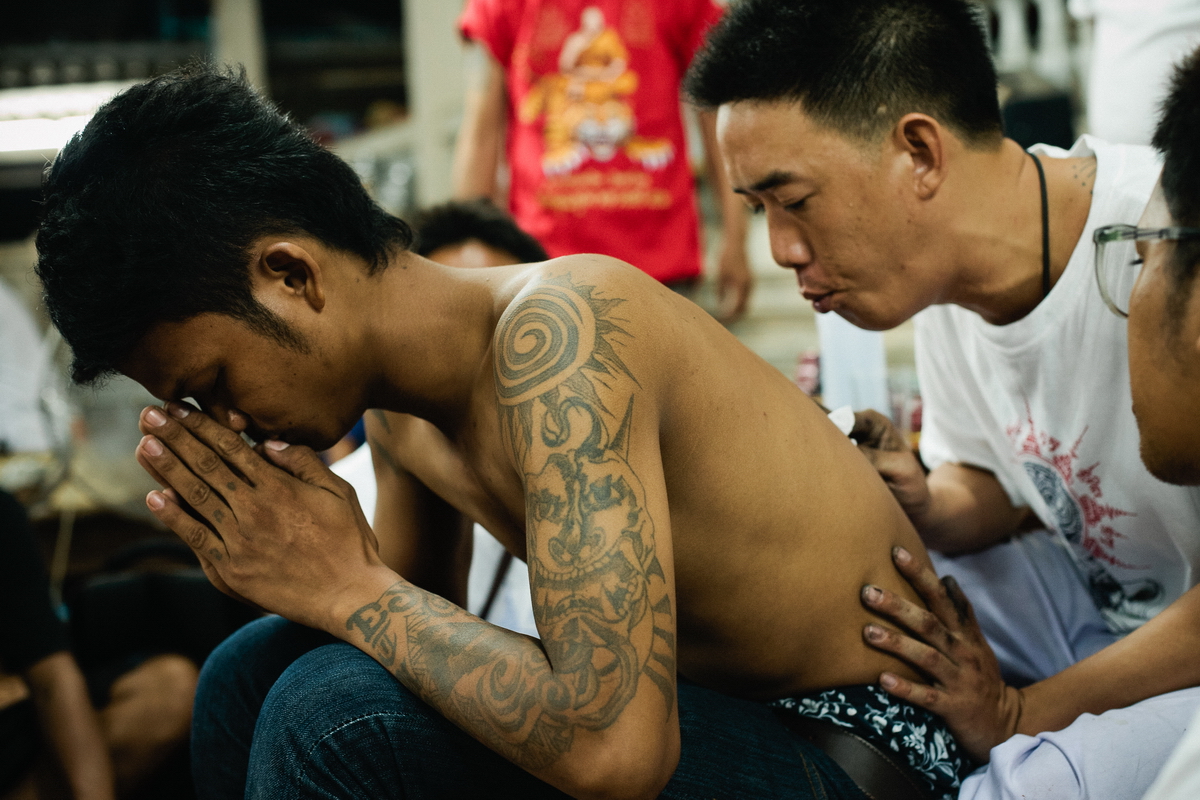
<box><xmin>1029</xmin><ymin>151</ymin><xmax>1051</xmax><ymax>298</ymax></box>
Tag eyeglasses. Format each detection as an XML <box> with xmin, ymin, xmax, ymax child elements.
<box><xmin>1093</xmin><ymin>224</ymin><xmax>1200</xmax><ymax>318</ymax></box>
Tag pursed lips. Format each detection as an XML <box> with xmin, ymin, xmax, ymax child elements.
<box><xmin>800</xmin><ymin>281</ymin><xmax>839</xmax><ymax>313</ymax></box>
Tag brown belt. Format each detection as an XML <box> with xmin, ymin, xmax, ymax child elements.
<box><xmin>776</xmin><ymin>714</ymin><xmax>932</xmax><ymax>800</ymax></box>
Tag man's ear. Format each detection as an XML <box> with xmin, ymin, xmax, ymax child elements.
<box><xmin>253</xmin><ymin>240</ymin><xmax>326</xmax><ymax>312</ymax></box>
<box><xmin>890</xmin><ymin>114</ymin><xmax>949</xmax><ymax>201</ymax></box>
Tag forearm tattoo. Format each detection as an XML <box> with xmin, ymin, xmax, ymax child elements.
<box><xmin>347</xmin><ymin>274</ymin><xmax>675</xmax><ymax>770</ymax></box>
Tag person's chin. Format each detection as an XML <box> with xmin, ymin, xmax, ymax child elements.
<box><xmin>1139</xmin><ymin>436</ymin><xmax>1200</xmax><ymax>486</ymax></box>
<box><xmin>835</xmin><ymin>302</ymin><xmax>906</xmax><ymax>332</ymax></box>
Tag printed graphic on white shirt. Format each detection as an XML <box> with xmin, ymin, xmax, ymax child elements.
<box><xmin>1008</xmin><ymin>403</ymin><xmax>1164</xmax><ymax>628</ymax></box>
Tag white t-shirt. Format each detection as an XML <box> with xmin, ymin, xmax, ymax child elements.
<box><xmin>0</xmin><ymin>280</ymin><xmax>56</xmax><ymax>454</ymax></box>
<box><xmin>915</xmin><ymin>135</ymin><xmax>1200</xmax><ymax>634</ymax></box>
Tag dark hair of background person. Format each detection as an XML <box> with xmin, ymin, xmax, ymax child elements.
<box><xmin>413</xmin><ymin>199</ymin><xmax>549</xmax><ymax>264</ymax></box>
<box><xmin>1154</xmin><ymin>46</ymin><xmax>1200</xmax><ymax>319</ymax></box>
<box><xmin>684</xmin><ymin>0</ymin><xmax>1003</xmax><ymax>146</ymax></box>
<box><xmin>35</xmin><ymin>62</ymin><xmax>414</xmax><ymax>385</ymax></box>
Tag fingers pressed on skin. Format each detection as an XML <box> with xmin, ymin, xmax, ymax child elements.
<box><xmin>864</xmin><ymin>623</ymin><xmax>956</xmax><ymax>682</ymax></box>
<box><xmin>851</xmin><ymin>409</ymin><xmax>906</xmax><ymax>450</ymax></box>
<box><xmin>942</xmin><ymin>575</ymin><xmax>975</xmax><ymax>626</ymax></box>
<box><xmin>863</xmin><ymin>584</ymin><xmax>956</xmax><ymax>652</ymax></box>
<box><xmin>893</xmin><ymin>546</ymin><xmax>960</xmax><ymax>625</ymax></box>
<box><xmin>143</xmin><ymin>404</ymin><xmax>262</xmax><ymax>486</ymax></box>
<box><xmin>878</xmin><ymin>672</ymin><xmax>942</xmax><ymax>712</ymax></box>
<box><xmin>138</xmin><ymin>433</ymin><xmax>235</xmax><ymax>529</ymax></box>
<box><xmin>850</xmin><ymin>410</ymin><xmax>886</xmax><ymax>446</ymax></box>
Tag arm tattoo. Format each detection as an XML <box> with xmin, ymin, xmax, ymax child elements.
<box><xmin>1072</xmin><ymin>159</ymin><xmax>1097</xmax><ymax>196</ymax></box>
<box><xmin>368</xmin><ymin>435</ymin><xmax>405</xmax><ymax>478</ymax></box>
<box><xmin>346</xmin><ymin>274</ymin><xmax>676</xmax><ymax>771</ymax></box>
<box><xmin>370</xmin><ymin>409</ymin><xmax>393</xmax><ymax>433</ymax></box>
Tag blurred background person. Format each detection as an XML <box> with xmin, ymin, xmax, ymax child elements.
<box><xmin>452</xmin><ymin>0</ymin><xmax>752</xmax><ymax>321</ymax></box>
<box><xmin>1071</xmin><ymin>0</ymin><xmax>1200</xmax><ymax>145</ymax></box>
<box><xmin>1</xmin><ymin>486</ymin><xmax>197</xmax><ymax>800</ymax></box>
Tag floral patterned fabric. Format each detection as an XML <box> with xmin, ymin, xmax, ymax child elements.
<box><xmin>770</xmin><ymin>684</ymin><xmax>974</xmax><ymax>800</ymax></box>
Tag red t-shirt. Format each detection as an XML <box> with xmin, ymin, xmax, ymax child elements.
<box><xmin>459</xmin><ymin>0</ymin><xmax>723</xmax><ymax>284</ymax></box>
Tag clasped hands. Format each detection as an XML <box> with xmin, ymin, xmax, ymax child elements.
<box><xmin>135</xmin><ymin>403</ymin><xmax>386</xmax><ymax>631</ymax></box>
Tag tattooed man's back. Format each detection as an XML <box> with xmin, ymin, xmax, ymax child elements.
<box><xmin>367</xmin><ymin>255</ymin><xmax>929</xmax><ymax>709</ymax></box>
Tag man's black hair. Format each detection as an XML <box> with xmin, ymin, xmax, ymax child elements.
<box><xmin>684</xmin><ymin>0</ymin><xmax>1003</xmax><ymax>145</ymax></box>
<box><xmin>1153</xmin><ymin>47</ymin><xmax>1200</xmax><ymax>316</ymax></box>
<box><xmin>1156</xmin><ymin>50</ymin><xmax>1200</xmax><ymax>231</ymax></box>
<box><xmin>36</xmin><ymin>63</ymin><xmax>414</xmax><ymax>385</ymax></box>
<box><xmin>413</xmin><ymin>200</ymin><xmax>549</xmax><ymax>264</ymax></box>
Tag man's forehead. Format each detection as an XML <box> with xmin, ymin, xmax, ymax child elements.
<box><xmin>121</xmin><ymin>345</ymin><xmax>192</xmax><ymax>403</ymax></box>
<box><xmin>716</xmin><ymin>99</ymin><xmax>854</xmax><ymax>191</ymax></box>
<box><xmin>120</xmin><ymin>315</ymin><xmax>226</xmax><ymax>401</ymax></box>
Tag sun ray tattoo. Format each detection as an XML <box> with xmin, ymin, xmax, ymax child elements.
<box><xmin>346</xmin><ymin>273</ymin><xmax>676</xmax><ymax>770</ymax></box>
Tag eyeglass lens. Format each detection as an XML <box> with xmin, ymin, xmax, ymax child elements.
<box><xmin>1097</xmin><ymin>236</ymin><xmax>1143</xmax><ymax>316</ymax></box>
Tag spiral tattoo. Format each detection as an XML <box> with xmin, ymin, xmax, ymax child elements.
<box><xmin>497</xmin><ymin>286</ymin><xmax>596</xmax><ymax>406</ymax></box>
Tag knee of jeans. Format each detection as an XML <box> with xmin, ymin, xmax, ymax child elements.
<box><xmin>256</xmin><ymin>643</ymin><xmax>420</xmax><ymax>745</ymax></box>
<box><xmin>196</xmin><ymin>616</ymin><xmax>291</xmax><ymax>703</ymax></box>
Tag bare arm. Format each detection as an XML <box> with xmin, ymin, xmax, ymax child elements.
<box><xmin>26</xmin><ymin>652</ymin><xmax>116</xmax><ymax>800</ymax></box>
<box><xmin>920</xmin><ymin>464</ymin><xmax>1037</xmax><ymax>553</ymax></box>
<box><xmin>851</xmin><ymin>410</ymin><xmax>1037</xmax><ymax>553</ymax></box>
<box><xmin>696</xmin><ymin>109</ymin><xmax>751</xmax><ymax>323</ymax></box>
<box><xmin>452</xmin><ymin>43</ymin><xmax>508</xmax><ymax>202</ymax></box>
<box><xmin>365</xmin><ymin>410</ymin><xmax>472</xmax><ymax>606</ymax></box>
<box><xmin>1016</xmin><ymin>582</ymin><xmax>1200</xmax><ymax>733</ymax></box>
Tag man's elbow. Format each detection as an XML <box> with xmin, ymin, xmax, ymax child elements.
<box><xmin>566</xmin><ymin>732</ymin><xmax>680</xmax><ymax>800</ymax></box>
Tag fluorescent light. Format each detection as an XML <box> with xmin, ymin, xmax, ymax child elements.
<box><xmin>0</xmin><ymin>115</ymin><xmax>93</xmax><ymax>153</ymax></box>
<box><xmin>0</xmin><ymin>81</ymin><xmax>136</xmax><ymax>159</ymax></box>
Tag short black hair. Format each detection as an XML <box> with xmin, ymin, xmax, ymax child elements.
<box><xmin>36</xmin><ymin>63</ymin><xmax>414</xmax><ymax>384</ymax></box>
<box><xmin>1154</xmin><ymin>47</ymin><xmax>1200</xmax><ymax>316</ymax></box>
<box><xmin>685</xmin><ymin>0</ymin><xmax>1003</xmax><ymax>145</ymax></box>
<box><xmin>413</xmin><ymin>200</ymin><xmax>548</xmax><ymax>264</ymax></box>
<box><xmin>1156</xmin><ymin>50</ymin><xmax>1200</xmax><ymax>229</ymax></box>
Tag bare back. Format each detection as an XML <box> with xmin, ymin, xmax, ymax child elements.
<box><xmin>374</xmin><ymin>255</ymin><xmax>927</xmax><ymax>700</ymax></box>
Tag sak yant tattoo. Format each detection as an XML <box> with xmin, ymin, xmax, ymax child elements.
<box><xmin>346</xmin><ymin>274</ymin><xmax>675</xmax><ymax>770</ymax></box>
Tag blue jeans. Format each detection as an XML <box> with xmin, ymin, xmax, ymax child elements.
<box><xmin>193</xmin><ymin>616</ymin><xmax>868</xmax><ymax>799</ymax></box>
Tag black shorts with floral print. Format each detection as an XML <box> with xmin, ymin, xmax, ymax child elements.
<box><xmin>770</xmin><ymin>684</ymin><xmax>975</xmax><ymax>800</ymax></box>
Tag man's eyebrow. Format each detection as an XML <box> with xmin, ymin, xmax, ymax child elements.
<box><xmin>736</xmin><ymin>170</ymin><xmax>801</xmax><ymax>195</ymax></box>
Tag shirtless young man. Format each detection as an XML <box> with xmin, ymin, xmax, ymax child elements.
<box><xmin>34</xmin><ymin>67</ymin><xmax>971</xmax><ymax>800</ymax></box>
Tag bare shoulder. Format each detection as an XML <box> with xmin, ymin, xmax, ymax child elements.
<box><xmin>493</xmin><ymin>255</ymin><xmax>673</xmax><ymax>390</ymax></box>
<box><xmin>509</xmin><ymin>254</ymin><xmax>665</xmax><ymax>304</ymax></box>
<box><xmin>491</xmin><ymin>257</ymin><xmax>668</xmax><ymax>460</ymax></box>
<box><xmin>498</xmin><ymin>254</ymin><xmax>688</xmax><ymax>357</ymax></box>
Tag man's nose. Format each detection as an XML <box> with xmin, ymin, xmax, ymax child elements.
<box><xmin>767</xmin><ymin>216</ymin><xmax>812</xmax><ymax>271</ymax></box>
<box><xmin>202</xmin><ymin>402</ymin><xmax>248</xmax><ymax>433</ymax></box>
